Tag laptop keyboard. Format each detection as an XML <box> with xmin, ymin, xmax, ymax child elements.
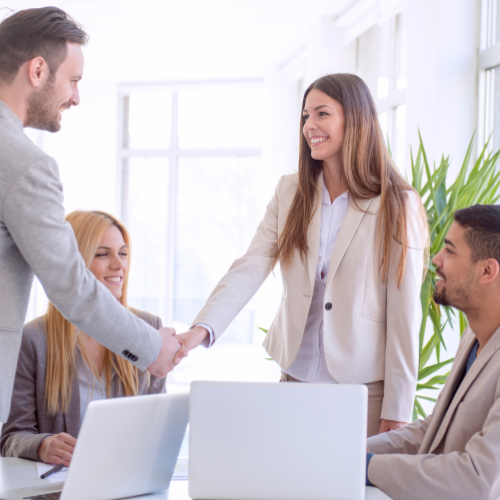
<box><xmin>22</xmin><ymin>493</ymin><xmax>61</xmax><ymax>500</ymax></box>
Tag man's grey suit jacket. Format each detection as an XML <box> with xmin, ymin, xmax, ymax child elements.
<box><xmin>0</xmin><ymin>100</ymin><xmax>161</xmax><ymax>422</ymax></box>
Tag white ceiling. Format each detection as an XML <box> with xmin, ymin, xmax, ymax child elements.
<box><xmin>4</xmin><ymin>0</ymin><xmax>353</xmax><ymax>81</ymax></box>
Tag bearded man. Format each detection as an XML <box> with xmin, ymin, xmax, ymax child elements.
<box><xmin>365</xmin><ymin>204</ymin><xmax>500</xmax><ymax>500</ymax></box>
<box><xmin>0</xmin><ymin>7</ymin><xmax>182</xmax><ymax>423</ymax></box>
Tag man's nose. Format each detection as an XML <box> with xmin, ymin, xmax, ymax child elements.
<box><xmin>71</xmin><ymin>86</ymin><xmax>80</xmax><ymax>107</ymax></box>
<box><xmin>432</xmin><ymin>248</ymin><xmax>444</xmax><ymax>268</ymax></box>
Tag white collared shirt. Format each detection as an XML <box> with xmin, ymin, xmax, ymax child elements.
<box><xmin>199</xmin><ymin>179</ymin><xmax>349</xmax><ymax>383</ymax></box>
<box><xmin>283</xmin><ymin>180</ymin><xmax>349</xmax><ymax>382</ymax></box>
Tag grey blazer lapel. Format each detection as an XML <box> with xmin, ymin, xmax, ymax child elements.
<box><xmin>417</xmin><ymin>331</ymin><xmax>475</xmax><ymax>453</ymax></box>
<box><xmin>325</xmin><ymin>196</ymin><xmax>375</xmax><ymax>293</ymax></box>
<box><xmin>306</xmin><ymin>171</ymin><xmax>324</xmax><ymax>295</ymax></box>
<box><xmin>428</xmin><ymin>328</ymin><xmax>500</xmax><ymax>453</ymax></box>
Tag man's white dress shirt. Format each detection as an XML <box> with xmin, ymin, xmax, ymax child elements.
<box><xmin>199</xmin><ymin>179</ymin><xmax>349</xmax><ymax>383</ymax></box>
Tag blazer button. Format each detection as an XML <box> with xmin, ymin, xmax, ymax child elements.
<box><xmin>325</xmin><ymin>302</ymin><xmax>332</xmax><ymax>311</ymax></box>
<box><xmin>132</xmin><ymin>355</ymin><xmax>138</xmax><ymax>362</ymax></box>
<box><xmin>122</xmin><ymin>350</ymin><xmax>130</xmax><ymax>356</ymax></box>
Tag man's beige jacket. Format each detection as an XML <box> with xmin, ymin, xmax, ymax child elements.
<box><xmin>367</xmin><ymin>326</ymin><xmax>500</xmax><ymax>500</ymax></box>
<box><xmin>192</xmin><ymin>171</ymin><xmax>426</xmax><ymax>422</ymax></box>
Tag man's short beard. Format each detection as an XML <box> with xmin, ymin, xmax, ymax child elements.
<box><xmin>433</xmin><ymin>280</ymin><xmax>471</xmax><ymax>312</ymax></box>
<box><xmin>25</xmin><ymin>75</ymin><xmax>61</xmax><ymax>133</ymax></box>
<box><xmin>433</xmin><ymin>286</ymin><xmax>450</xmax><ymax>307</ymax></box>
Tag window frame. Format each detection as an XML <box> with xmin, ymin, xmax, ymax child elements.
<box><xmin>478</xmin><ymin>0</ymin><xmax>500</xmax><ymax>151</ymax></box>
<box><xmin>356</xmin><ymin>12</ymin><xmax>408</xmax><ymax>167</ymax></box>
<box><xmin>117</xmin><ymin>79</ymin><xmax>263</xmax><ymax>324</ymax></box>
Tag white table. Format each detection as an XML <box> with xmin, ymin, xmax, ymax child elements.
<box><xmin>0</xmin><ymin>457</ymin><xmax>392</xmax><ymax>499</ymax></box>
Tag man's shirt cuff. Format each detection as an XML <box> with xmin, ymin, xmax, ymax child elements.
<box><xmin>366</xmin><ymin>453</ymin><xmax>374</xmax><ymax>486</ymax></box>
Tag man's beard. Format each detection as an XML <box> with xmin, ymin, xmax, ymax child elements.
<box><xmin>433</xmin><ymin>270</ymin><xmax>472</xmax><ymax>312</ymax></box>
<box><xmin>25</xmin><ymin>76</ymin><xmax>65</xmax><ymax>133</ymax></box>
<box><xmin>433</xmin><ymin>281</ymin><xmax>450</xmax><ymax>306</ymax></box>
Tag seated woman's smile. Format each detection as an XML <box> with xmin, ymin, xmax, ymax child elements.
<box><xmin>0</xmin><ymin>210</ymin><xmax>166</xmax><ymax>467</ymax></box>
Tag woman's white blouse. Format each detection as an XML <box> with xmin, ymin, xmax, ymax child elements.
<box><xmin>284</xmin><ymin>180</ymin><xmax>349</xmax><ymax>382</ymax></box>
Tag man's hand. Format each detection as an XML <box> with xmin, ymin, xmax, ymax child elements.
<box><xmin>147</xmin><ymin>327</ymin><xmax>182</xmax><ymax>378</ymax></box>
<box><xmin>174</xmin><ymin>326</ymin><xmax>209</xmax><ymax>364</ymax></box>
<box><xmin>38</xmin><ymin>432</ymin><xmax>76</xmax><ymax>466</ymax></box>
<box><xmin>378</xmin><ymin>419</ymin><xmax>408</xmax><ymax>433</ymax></box>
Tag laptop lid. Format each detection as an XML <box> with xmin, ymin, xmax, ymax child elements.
<box><xmin>60</xmin><ymin>392</ymin><xmax>188</xmax><ymax>500</ymax></box>
<box><xmin>189</xmin><ymin>381</ymin><xmax>367</xmax><ymax>500</ymax></box>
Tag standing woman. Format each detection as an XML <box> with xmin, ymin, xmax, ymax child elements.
<box><xmin>176</xmin><ymin>74</ymin><xmax>428</xmax><ymax>436</ymax></box>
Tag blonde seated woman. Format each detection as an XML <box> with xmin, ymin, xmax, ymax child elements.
<box><xmin>0</xmin><ymin>210</ymin><xmax>165</xmax><ymax>466</ymax></box>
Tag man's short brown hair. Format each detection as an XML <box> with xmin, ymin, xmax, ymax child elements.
<box><xmin>0</xmin><ymin>7</ymin><xmax>88</xmax><ymax>84</ymax></box>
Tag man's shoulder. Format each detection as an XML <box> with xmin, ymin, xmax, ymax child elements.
<box><xmin>0</xmin><ymin>120</ymin><xmax>51</xmax><ymax>177</ymax></box>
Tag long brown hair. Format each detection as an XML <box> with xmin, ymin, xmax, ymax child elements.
<box><xmin>273</xmin><ymin>73</ymin><xmax>427</xmax><ymax>285</ymax></box>
<box><xmin>44</xmin><ymin>210</ymin><xmax>143</xmax><ymax>415</ymax></box>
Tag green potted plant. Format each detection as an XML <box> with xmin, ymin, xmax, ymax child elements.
<box><xmin>411</xmin><ymin>133</ymin><xmax>500</xmax><ymax>419</ymax></box>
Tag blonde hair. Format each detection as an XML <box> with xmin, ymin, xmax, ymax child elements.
<box><xmin>273</xmin><ymin>74</ymin><xmax>429</xmax><ymax>286</ymax></box>
<box><xmin>44</xmin><ymin>210</ymin><xmax>143</xmax><ymax>415</ymax></box>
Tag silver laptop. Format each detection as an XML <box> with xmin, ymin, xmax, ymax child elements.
<box><xmin>189</xmin><ymin>381</ymin><xmax>367</xmax><ymax>500</ymax></box>
<box><xmin>0</xmin><ymin>392</ymin><xmax>189</xmax><ymax>500</ymax></box>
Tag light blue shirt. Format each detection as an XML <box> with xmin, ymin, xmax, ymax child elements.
<box><xmin>76</xmin><ymin>348</ymin><xmax>108</xmax><ymax>428</ymax></box>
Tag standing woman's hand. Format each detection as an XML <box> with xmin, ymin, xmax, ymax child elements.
<box><xmin>37</xmin><ymin>432</ymin><xmax>76</xmax><ymax>466</ymax></box>
<box><xmin>174</xmin><ymin>326</ymin><xmax>209</xmax><ymax>363</ymax></box>
<box><xmin>379</xmin><ymin>419</ymin><xmax>408</xmax><ymax>433</ymax></box>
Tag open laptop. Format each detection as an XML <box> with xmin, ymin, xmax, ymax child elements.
<box><xmin>189</xmin><ymin>381</ymin><xmax>367</xmax><ymax>500</ymax></box>
<box><xmin>0</xmin><ymin>392</ymin><xmax>189</xmax><ymax>500</ymax></box>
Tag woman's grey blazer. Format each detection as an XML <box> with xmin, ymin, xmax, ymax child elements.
<box><xmin>0</xmin><ymin>309</ymin><xmax>165</xmax><ymax>461</ymax></box>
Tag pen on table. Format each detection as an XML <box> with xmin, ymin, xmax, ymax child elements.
<box><xmin>40</xmin><ymin>464</ymin><xmax>64</xmax><ymax>479</ymax></box>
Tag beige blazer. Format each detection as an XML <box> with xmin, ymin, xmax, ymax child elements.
<box><xmin>0</xmin><ymin>309</ymin><xmax>165</xmax><ymax>461</ymax></box>
<box><xmin>192</xmin><ymin>172</ymin><xmax>426</xmax><ymax>422</ymax></box>
<box><xmin>367</xmin><ymin>326</ymin><xmax>500</xmax><ymax>500</ymax></box>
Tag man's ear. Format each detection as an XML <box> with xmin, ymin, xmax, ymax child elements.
<box><xmin>479</xmin><ymin>258</ymin><xmax>500</xmax><ymax>285</ymax></box>
<box><xmin>26</xmin><ymin>57</ymin><xmax>49</xmax><ymax>89</ymax></box>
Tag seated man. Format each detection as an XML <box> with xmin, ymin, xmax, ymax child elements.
<box><xmin>366</xmin><ymin>204</ymin><xmax>500</xmax><ymax>500</ymax></box>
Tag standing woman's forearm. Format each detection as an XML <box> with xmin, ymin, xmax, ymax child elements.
<box><xmin>189</xmin><ymin>176</ymin><xmax>285</xmax><ymax>342</ymax></box>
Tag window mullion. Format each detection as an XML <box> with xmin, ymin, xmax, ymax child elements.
<box><xmin>164</xmin><ymin>92</ymin><xmax>179</xmax><ymax>326</ymax></box>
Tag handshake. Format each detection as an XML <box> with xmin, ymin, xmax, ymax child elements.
<box><xmin>147</xmin><ymin>325</ymin><xmax>209</xmax><ymax>378</ymax></box>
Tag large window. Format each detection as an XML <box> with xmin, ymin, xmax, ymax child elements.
<box><xmin>119</xmin><ymin>83</ymin><xmax>280</xmax><ymax>390</ymax></box>
<box><xmin>479</xmin><ymin>0</ymin><xmax>500</xmax><ymax>151</ymax></box>
<box><xmin>357</xmin><ymin>11</ymin><xmax>408</xmax><ymax>170</ymax></box>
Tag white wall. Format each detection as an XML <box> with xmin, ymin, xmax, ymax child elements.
<box><xmin>48</xmin><ymin>81</ymin><xmax>120</xmax><ymax>215</ymax></box>
<box><xmin>406</xmin><ymin>0</ymin><xmax>481</xmax><ymax>173</ymax></box>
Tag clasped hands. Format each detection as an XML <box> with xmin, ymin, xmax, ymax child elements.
<box><xmin>147</xmin><ymin>325</ymin><xmax>208</xmax><ymax>378</ymax></box>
